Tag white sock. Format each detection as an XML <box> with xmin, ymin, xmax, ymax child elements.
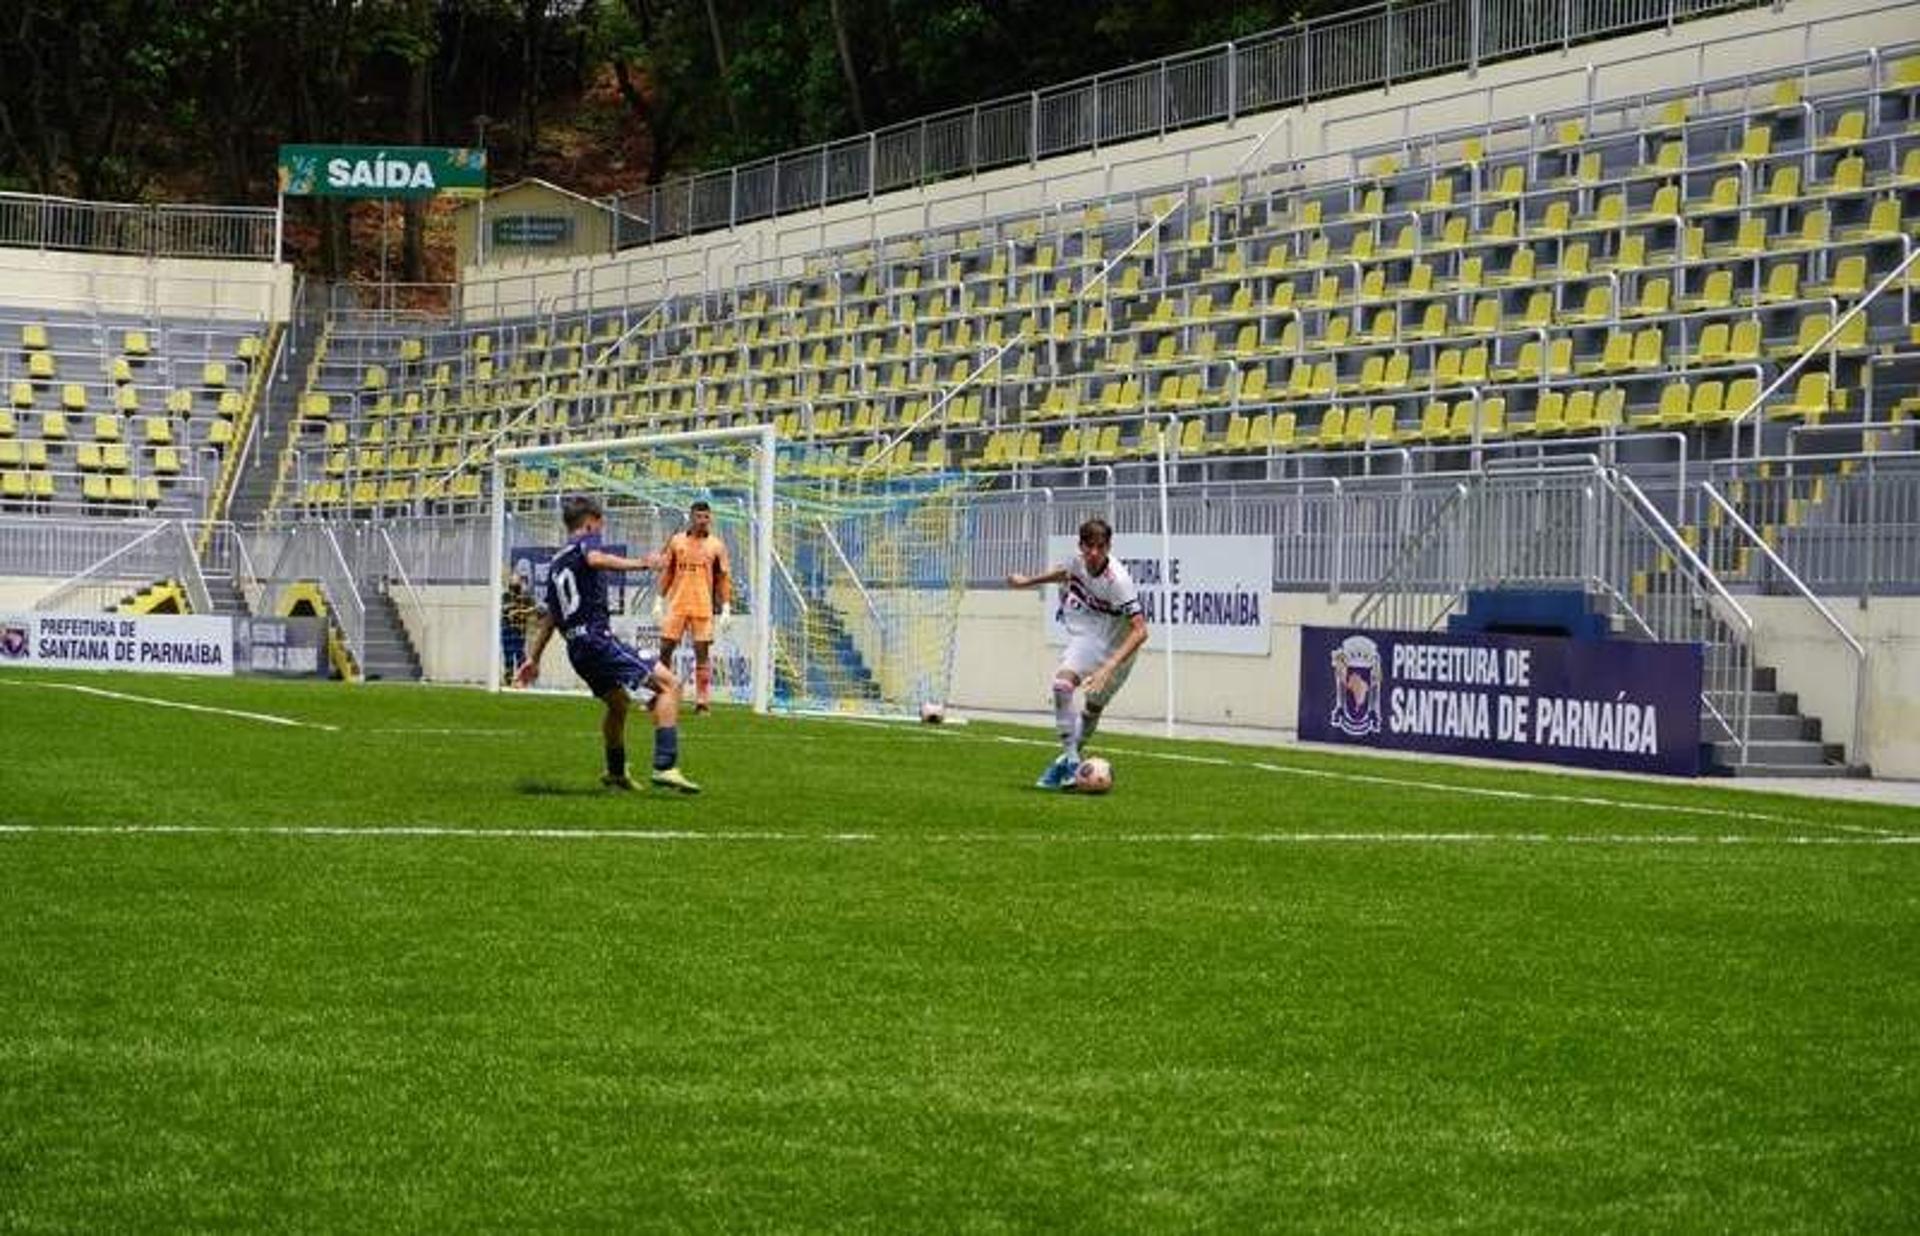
<box><xmin>1052</xmin><ymin>679</ymin><xmax>1082</xmax><ymax>762</ymax></box>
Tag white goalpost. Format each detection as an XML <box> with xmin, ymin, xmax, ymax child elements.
<box><xmin>489</xmin><ymin>425</ymin><xmax>775</xmax><ymax>710</ymax></box>
<box><xmin>487</xmin><ymin>423</ymin><xmax>972</xmax><ymax>719</ymax></box>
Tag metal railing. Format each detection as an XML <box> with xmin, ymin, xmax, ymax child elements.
<box><xmin>0</xmin><ymin>192</ymin><xmax>277</xmax><ymax>261</ymax></box>
<box><xmin>1699</xmin><ymin>479</ymin><xmax>1867</xmax><ymax>764</ymax></box>
<box><xmin>379</xmin><ymin>525</ymin><xmax>430</xmax><ymax>671</ymax></box>
<box><xmin>603</xmin><ymin>0</ymin><xmax>1761</xmax><ymax>249</ymax></box>
<box><xmin>30</xmin><ymin>520</ymin><xmax>208</xmax><ymax>614</ymax></box>
<box><xmin>1343</xmin><ymin>461</ymin><xmax>1756</xmax><ymax>760</ymax></box>
<box><xmin>1706</xmin><ymin>451</ymin><xmax>1920</xmax><ymax>601</ymax></box>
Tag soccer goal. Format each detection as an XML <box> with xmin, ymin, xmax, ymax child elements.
<box><xmin>489</xmin><ymin>425</ymin><xmax>972</xmax><ymax>718</ymax></box>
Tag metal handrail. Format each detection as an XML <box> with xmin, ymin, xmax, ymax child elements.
<box><xmin>378</xmin><ymin>526</ymin><xmax>428</xmax><ymax>620</ymax></box>
<box><xmin>817</xmin><ymin>517</ymin><xmax>883</xmax><ymax>625</ymax></box>
<box><xmin>173</xmin><ymin>521</ymin><xmax>214</xmax><ymax>616</ymax></box>
<box><xmin>603</xmin><ymin>0</ymin><xmax>1766</xmax><ymax>250</ymax></box>
<box><xmin>317</xmin><ymin>523</ymin><xmax>368</xmax><ymax>666</ymax></box>
<box><xmin>1348</xmin><ymin>480</ymin><xmax>1470</xmax><ymax>629</ymax></box>
<box><xmin>1613</xmin><ymin>471</ymin><xmax>1753</xmax><ymax>633</ymax></box>
<box><xmin>32</xmin><ymin>522</ymin><xmax>173</xmax><ymax>612</ymax></box>
<box><xmin>0</xmin><ymin>190</ymin><xmax>276</xmax><ymax>261</ymax></box>
<box><xmin>1605</xmin><ymin>469</ymin><xmax>1754</xmax><ymax>760</ymax></box>
<box><xmin>1729</xmin><ymin>247</ymin><xmax>1920</xmax><ymax>457</ymax></box>
<box><xmin>1699</xmin><ymin>479</ymin><xmax>1869</xmax><ymax>766</ymax></box>
<box><xmin>431</xmin><ymin>387</ymin><xmax>560</xmax><ymax>493</ymax></box>
<box><xmin>860</xmin><ymin>335</ymin><xmax>1022</xmax><ymax>474</ymax></box>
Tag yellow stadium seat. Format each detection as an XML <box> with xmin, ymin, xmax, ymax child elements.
<box><xmin>124</xmin><ymin>330</ymin><xmax>151</xmax><ymax>357</ymax></box>
<box><xmin>1770</xmin><ymin>372</ymin><xmax>1832</xmax><ymax>422</ymax></box>
<box><xmin>9</xmin><ymin>381</ymin><xmax>31</xmax><ymax>409</ymax></box>
<box><xmin>202</xmin><ymin>362</ymin><xmax>228</xmax><ymax>388</ymax></box>
<box><xmin>1820</xmin><ymin>110</ymin><xmax>1866</xmax><ymax>149</ymax></box>
<box><xmin>1521</xmin><ymin>391</ymin><xmax>1565</xmax><ymax>436</ymax></box>
<box><xmin>27</xmin><ymin>352</ymin><xmax>54</xmax><ymax>379</ymax></box>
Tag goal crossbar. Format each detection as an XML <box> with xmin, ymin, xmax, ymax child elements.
<box><xmin>488</xmin><ymin>424</ymin><xmax>778</xmax><ymax>712</ymax></box>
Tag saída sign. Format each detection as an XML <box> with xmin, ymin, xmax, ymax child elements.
<box><xmin>1297</xmin><ymin>627</ymin><xmax>1705</xmax><ymax>776</ymax></box>
<box><xmin>278</xmin><ymin>145</ymin><xmax>487</xmax><ymax>199</ymax></box>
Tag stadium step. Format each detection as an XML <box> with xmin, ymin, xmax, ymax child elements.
<box><xmin>227</xmin><ymin>291</ymin><xmax>326</xmax><ymax>528</ymax></box>
<box><xmin>357</xmin><ymin>589</ymin><xmax>423</xmax><ymax>682</ymax></box>
<box><xmin>200</xmin><ymin>575</ymin><xmax>251</xmax><ymax>617</ymax></box>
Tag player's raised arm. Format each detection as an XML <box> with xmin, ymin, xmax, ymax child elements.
<box><xmin>1006</xmin><ymin>566</ymin><xmax>1069</xmax><ymax>589</ymax></box>
<box><xmin>585</xmin><ymin>547</ymin><xmax>664</xmax><ymax>573</ymax></box>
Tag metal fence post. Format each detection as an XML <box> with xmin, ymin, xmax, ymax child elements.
<box><xmin>1469</xmin><ymin>0</ymin><xmax>1482</xmax><ymax>76</ymax></box>
<box><xmin>1159</xmin><ymin>61</ymin><xmax>1169</xmax><ymax>137</ymax></box>
<box><xmin>1385</xmin><ymin>2</ymin><xmax>1395</xmax><ymax>89</ymax></box>
<box><xmin>1090</xmin><ymin>74</ymin><xmax>1102</xmax><ymax>153</ymax></box>
<box><xmin>868</xmin><ymin>132</ymin><xmax>878</xmax><ymax>200</ymax></box>
<box><xmin>919</xmin><ymin>118</ymin><xmax>929</xmax><ymax>188</ymax></box>
<box><xmin>1029</xmin><ymin>92</ymin><xmax>1041</xmax><ymax>164</ymax></box>
<box><xmin>730</xmin><ymin>168</ymin><xmax>739</xmax><ymax>227</ymax></box>
<box><xmin>1562</xmin><ymin>0</ymin><xmax>1573</xmax><ymax>50</ymax></box>
<box><xmin>1226</xmin><ymin>42</ymin><xmax>1237</xmax><ymax>125</ymax></box>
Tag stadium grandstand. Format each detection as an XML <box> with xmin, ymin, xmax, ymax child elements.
<box><xmin>3</xmin><ymin>0</ymin><xmax>1917</xmax><ymax>772</ymax></box>
<box><xmin>8</xmin><ymin>1</ymin><xmax>1920</xmax><ymax>1229</ymax></box>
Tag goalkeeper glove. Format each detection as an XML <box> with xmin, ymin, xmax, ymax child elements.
<box><xmin>651</xmin><ymin>594</ymin><xmax>664</xmax><ymax>619</ymax></box>
<box><xmin>718</xmin><ymin>604</ymin><xmax>733</xmax><ymax>635</ymax></box>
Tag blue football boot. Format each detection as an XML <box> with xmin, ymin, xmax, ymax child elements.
<box><xmin>1034</xmin><ymin>754</ymin><xmax>1079</xmax><ymax>790</ymax></box>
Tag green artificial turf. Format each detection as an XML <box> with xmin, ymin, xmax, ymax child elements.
<box><xmin>1</xmin><ymin>671</ymin><xmax>1916</xmax><ymax>1230</ymax></box>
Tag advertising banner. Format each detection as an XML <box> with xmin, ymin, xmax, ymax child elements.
<box><xmin>278</xmin><ymin>145</ymin><xmax>487</xmax><ymax>199</ymax></box>
<box><xmin>0</xmin><ymin>613</ymin><xmax>234</xmax><ymax>677</ymax></box>
<box><xmin>237</xmin><ymin>618</ymin><xmax>328</xmax><ymax>677</ymax></box>
<box><xmin>1297</xmin><ymin>626</ymin><xmax>1704</xmax><ymax>776</ymax></box>
<box><xmin>1044</xmin><ymin>535</ymin><xmax>1271</xmax><ymax>655</ymax></box>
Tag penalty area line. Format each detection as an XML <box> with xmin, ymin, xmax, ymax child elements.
<box><xmin>0</xmin><ymin>825</ymin><xmax>1915</xmax><ymax>846</ymax></box>
<box><xmin>0</xmin><ymin>678</ymin><xmax>338</xmax><ymax>730</ymax></box>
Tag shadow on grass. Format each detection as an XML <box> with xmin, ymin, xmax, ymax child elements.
<box><xmin>514</xmin><ymin>779</ymin><xmax>618</xmax><ymax>798</ymax></box>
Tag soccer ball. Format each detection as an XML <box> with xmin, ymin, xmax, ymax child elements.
<box><xmin>919</xmin><ymin>701</ymin><xmax>946</xmax><ymax>724</ymax></box>
<box><xmin>1074</xmin><ymin>757</ymin><xmax>1114</xmax><ymax>794</ymax></box>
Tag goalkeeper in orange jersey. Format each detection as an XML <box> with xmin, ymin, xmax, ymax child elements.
<box><xmin>653</xmin><ymin>499</ymin><xmax>733</xmax><ymax>713</ymax></box>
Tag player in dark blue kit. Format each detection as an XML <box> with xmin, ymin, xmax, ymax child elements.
<box><xmin>515</xmin><ymin>495</ymin><xmax>701</xmax><ymax>793</ymax></box>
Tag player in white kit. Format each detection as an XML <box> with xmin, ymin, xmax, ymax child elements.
<box><xmin>1006</xmin><ymin>517</ymin><xmax>1150</xmax><ymax>789</ymax></box>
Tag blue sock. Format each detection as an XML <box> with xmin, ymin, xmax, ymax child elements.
<box><xmin>653</xmin><ymin>726</ymin><xmax>679</xmax><ymax>771</ymax></box>
<box><xmin>607</xmin><ymin>746</ymin><xmax>626</xmax><ymax>778</ymax></box>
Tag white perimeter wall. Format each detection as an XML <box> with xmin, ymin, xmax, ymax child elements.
<box><xmin>400</xmin><ymin>585</ymin><xmax>1920</xmax><ymax>779</ymax></box>
<box><xmin>0</xmin><ymin>577</ymin><xmax>57</xmax><ymax>610</ymax></box>
<box><xmin>0</xmin><ymin>251</ymin><xmax>292</xmax><ymax>322</ymax></box>
<box><xmin>458</xmin><ymin>0</ymin><xmax>1908</xmax><ymax>318</ymax></box>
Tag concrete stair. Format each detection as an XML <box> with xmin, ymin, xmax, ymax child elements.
<box><xmin>1703</xmin><ymin>666</ymin><xmax>1863</xmax><ymax>778</ymax></box>
<box><xmin>358</xmin><ymin>589</ymin><xmax>422</xmax><ymax>682</ymax></box>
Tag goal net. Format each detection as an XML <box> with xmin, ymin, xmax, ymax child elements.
<box><xmin>490</xmin><ymin>426</ymin><xmax>972</xmax><ymax>718</ymax></box>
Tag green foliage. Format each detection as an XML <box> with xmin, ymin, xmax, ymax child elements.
<box><xmin>0</xmin><ymin>0</ymin><xmax>1376</xmax><ymax>206</ymax></box>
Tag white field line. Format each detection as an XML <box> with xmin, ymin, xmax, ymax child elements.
<box><xmin>5</xmin><ymin>678</ymin><xmax>1907</xmax><ymax>837</ymax></box>
<box><xmin>975</xmin><ymin>732</ymin><xmax>1912</xmax><ymax>839</ymax></box>
<box><xmin>0</xmin><ymin>679</ymin><xmax>339</xmax><ymax>731</ymax></box>
<box><xmin>0</xmin><ymin>824</ymin><xmax>1916</xmax><ymax>846</ymax></box>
